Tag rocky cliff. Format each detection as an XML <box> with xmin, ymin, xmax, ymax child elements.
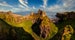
<box><xmin>53</xmin><ymin>11</ymin><xmax>75</xmax><ymax>40</ymax></box>
<box><xmin>0</xmin><ymin>9</ymin><xmax>58</xmax><ymax>40</ymax></box>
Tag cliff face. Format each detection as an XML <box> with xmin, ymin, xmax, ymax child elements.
<box><xmin>56</xmin><ymin>11</ymin><xmax>75</xmax><ymax>21</ymax></box>
<box><xmin>31</xmin><ymin>9</ymin><xmax>58</xmax><ymax>40</ymax></box>
<box><xmin>56</xmin><ymin>11</ymin><xmax>75</xmax><ymax>29</ymax></box>
<box><xmin>0</xmin><ymin>10</ymin><xmax>75</xmax><ymax>40</ymax></box>
<box><xmin>0</xmin><ymin>10</ymin><xmax>58</xmax><ymax>40</ymax></box>
<box><xmin>53</xmin><ymin>11</ymin><xmax>75</xmax><ymax>40</ymax></box>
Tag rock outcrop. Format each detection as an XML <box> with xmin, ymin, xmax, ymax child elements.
<box><xmin>53</xmin><ymin>11</ymin><xmax>75</xmax><ymax>40</ymax></box>
<box><xmin>56</xmin><ymin>11</ymin><xmax>75</xmax><ymax>22</ymax></box>
<box><xmin>0</xmin><ymin>9</ymin><xmax>58</xmax><ymax>40</ymax></box>
<box><xmin>61</xmin><ymin>25</ymin><xmax>74</xmax><ymax>40</ymax></box>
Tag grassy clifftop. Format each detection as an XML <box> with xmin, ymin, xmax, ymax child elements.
<box><xmin>0</xmin><ymin>18</ymin><xmax>34</xmax><ymax>40</ymax></box>
<box><xmin>1</xmin><ymin>10</ymin><xmax>75</xmax><ymax>40</ymax></box>
<box><xmin>0</xmin><ymin>10</ymin><xmax>58</xmax><ymax>40</ymax></box>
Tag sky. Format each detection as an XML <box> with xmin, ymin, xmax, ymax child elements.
<box><xmin>0</xmin><ymin>0</ymin><xmax>75</xmax><ymax>17</ymax></box>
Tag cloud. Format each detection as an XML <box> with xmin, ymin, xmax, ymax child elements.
<box><xmin>19</xmin><ymin>0</ymin><xmax>29</xmax><ymax>8</ymax></box>
<box><xmin>0</xmin><ymin>1</ymin><xmax>13</xmax><ymax>8</ymax></box>
<box><xmin>18</xmin><ymin>4</ymin><xmax>25</xmax><ymax>8</ymax></box>
<box><xmin>0</xmin><ymin>9</ymin><xmax>10</xmax><ymax>12</ymax></box>
<box><xmin>0</xmin><ymin>1</ymin><xmax>18</xmax><ymax>12</ymax></box>
<box><xmin>48</xmin><ymin>5</ymin><xmax>66</xmax><ymax>12</ymax></box>
<box><xmin>0</xmin><ymin>0</ymin><xmax>38</xmax><ymax>12</ymax></box>
<box><xmin>41</xmin><ymin>0</ymin><xmax>48</xmax><ymax>9</ymax></box>
<box><xmin>63</xmin><ymin>0</ymin><xmax>75</xmax><ymax>8</ymax></box>
<box><xmin>18</xmin><ymin>0</ymin><xmax>31</xmax><ymax>11</ymax></box>
<box><xmin>48</xmin><ymin>0</ymin><xmax>75</xmax><ymax>12</ymax></box>
<box><xmin>18</xmin><ymin>0</ymin><xmax>37</xmax><ymax>11</ymax></box>
<box><xmin>0</xmin><ymin>2</ymin><xmax>23</xmax><ymax>12</ymax></box>
<box><xmin>32</xmin><ymin>6</ymin><xmax>36</xmax><ymax>9</ymax></box>
<box><xmin>0</xmin><ymin>0</ymin><xmax>31</xmax><ymax>12</ymax></box>
<box><xmin>62</xmin><ymin>0</ymin><xmax>75</xmax><ymax>11</ymax></box>
<box><xmin>11</xmin><ymin>8</ymin><xmax>24</xmax><ymax>12</ymax></box>
<box><xmin>48</xmin><ymin>5</ymin><xmax>61</xmax><ymax>12</ymax></box>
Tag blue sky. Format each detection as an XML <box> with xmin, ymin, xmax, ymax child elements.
<box><xmin>0</xmin><ymin>0</ymin><xmax>75</xmax><ymax>13</ymax></box>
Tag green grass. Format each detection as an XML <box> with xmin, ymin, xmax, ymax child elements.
<box><xmin>55</xmin><ymin>19</ymin><xmax>75</xmax><ymax>40</ymax></box>
<box><xmin>0</xmin><ymin>19</ymin><xmax>34</xmax><ymax>40</ymax></box>
<box><xmin>0</xmin><ymin>12</ymin><xmax>58</xmax><ymax>40</ymax></box>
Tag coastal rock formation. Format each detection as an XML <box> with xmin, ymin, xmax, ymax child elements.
<box><xmin>61</xmin><ymin>25</ymin><xmax>74</xmax><ymax>40</ymax></box>
<box><xmin>0</xmin><ymin>9</ymin><xmax>58</xmax><ymax>40</ymax></box>
<box><xmin>56</xmin><ymin>11</ymin><xmax>75</xmax><ymax>21</ymax></box>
